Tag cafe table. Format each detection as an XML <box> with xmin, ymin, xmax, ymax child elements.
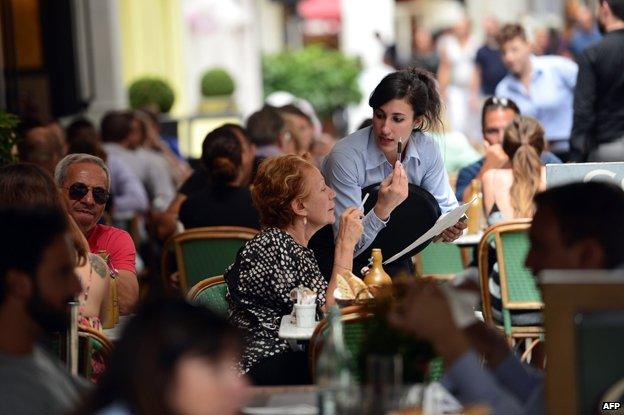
<box><xmin>278</xmin><ymin>314</ymin><xmax>318</xmax><ymax>349</ymax></box>
<box><xmin>241</xmin><ymin>385</ymin><xmax>318</xmax><ymax>414</ymax></box>
<box><xmin>102</xmin><ymin>314</ymin><xmax>132</xmax><ymax>342</ymax></box>
<box><xmin>240</xmin><ymin>384</ymin><xmax>490</xmax><ymax>414</ymax></box>
<box><xmin>451</xmin><ymin>231</ymin><xmax>483</xmax><ymax>247</ymax></box>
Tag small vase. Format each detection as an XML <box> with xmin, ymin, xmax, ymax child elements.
<box><xmin>363</xmin><ymin>249</ymin><xmax>392</xmax><ymax>286</ymax></box>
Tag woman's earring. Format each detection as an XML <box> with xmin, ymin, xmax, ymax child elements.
<box><xmin>303</xmin><ymin>216</ymin><xmax>307</xmax><ymax>226</ymax></box>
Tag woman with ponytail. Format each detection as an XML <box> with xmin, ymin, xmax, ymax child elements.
<box><xmin>482</xmin><ymin>116</ymin><xmax>546</xmax><ymax>326</ymax></box>
<box><xmin>322</xmin><ymin>67</ymin><xmax>465</xmax><ymax>272</ymax></box>
<box><xmin>179</xmin><ymin>126</ymin><xmax>260</xmax><ymax>230</ymax></box>
<box><xmin>483</xmin><ymin>116</ymin><xmax>546</xmax><ymax>222</ymax></box>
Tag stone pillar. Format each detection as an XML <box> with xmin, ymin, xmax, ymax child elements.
<box><xmin>84</xmin><ymin>0</ymin><xmax>126</xmax><ymax>119</ymax></box>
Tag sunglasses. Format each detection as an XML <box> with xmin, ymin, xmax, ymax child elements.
<box><xmin>66</xmin><ymin>182</ymin><xmax>110</xmax><ymax>205</ymax></box>
<box><xmin>484</xmin><ymin>96</ymin><xmax>519</xmax><ymax>111</ymax></box>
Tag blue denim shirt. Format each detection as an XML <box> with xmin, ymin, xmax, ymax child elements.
<box><xmin>321</xmin><ymin>127</ymin><xmax>458</xmax><ymax>256</ymax></box>
<box><xmin>496</xmin><ymin>55</ymin><xmax>578</xmax><ymax>152</ymax></box>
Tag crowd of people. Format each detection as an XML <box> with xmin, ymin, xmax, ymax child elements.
<box><xmin>400</xmin><ymin>1</ymin><xmax>623</xmax><ymax>165</ymax></box>
<box><xmin>1</xmin><ymin>1</ymin><xmax>624</xmax><ymax>414</ymax></box>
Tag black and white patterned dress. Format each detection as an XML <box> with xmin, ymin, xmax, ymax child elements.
<box><xmin>224</xmin><ymin>227</ymin><xmax>327</xmax><ymax>373</ymax></box>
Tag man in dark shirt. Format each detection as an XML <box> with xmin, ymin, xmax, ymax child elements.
<box><xmin>0</xmin><ymin>208</ymin><xmax>85</xmax><ymax>414</ymax></box>
<box><xmin>456</xmin><ymin>97</ymin><xmax>561</xmax><ymax>202</ymax></box>
<box><xmin>475</xmin><ymin>17</ymin><xmax>508</xmax><ymax>96</ymax></box>
<box><xmin>570</xmin><ymin>0</ymin><xmax>624</xmax><ymax>162</ymax></box>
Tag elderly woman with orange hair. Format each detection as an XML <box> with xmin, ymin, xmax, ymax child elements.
<box><xmin>224</xmin><ymin>154</ymin><xmax>363</xmax><ymax>385</ymax></box>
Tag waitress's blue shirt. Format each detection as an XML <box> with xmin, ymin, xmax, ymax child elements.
<box><xmin>321</xmin><ymin>126</ymin><xmax>458</xmax><ymax>256</ymax></box>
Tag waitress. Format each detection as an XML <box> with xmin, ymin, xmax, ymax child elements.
<box><xmin>321</xmin><ymin>67</ymin><xmax>466</xmax><ymax>265</ymax></box>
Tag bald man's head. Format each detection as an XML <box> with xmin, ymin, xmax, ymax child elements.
<box><xmin>17</xmin><ymin>127</ymin><xmax>65</xmax><ymax>175</ymax></box>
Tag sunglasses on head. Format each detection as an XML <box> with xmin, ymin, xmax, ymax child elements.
<box><xmin>67</xmin><ymin>182</ymin><xmax>110</xmax><ymax>205</ymax></box>
<box><xmin>484</xmin><ymin>96</ymin><xmax>519</xmax><ymax>111</ymax></box>
<box><xmin>485</xmin><ymin>96</ymin><xmax>509</xmax><ymax>107</ymax></box>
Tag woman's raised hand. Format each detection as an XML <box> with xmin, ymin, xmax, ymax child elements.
<box><xmin>374</xmin><ymin>161</ymin><xmax>409</xmax><ymax>220</ymax></box>
<box><xmin>336</xmin><ymin>206</ymin><xmax>364</xmax><ymax>249</ymax></box>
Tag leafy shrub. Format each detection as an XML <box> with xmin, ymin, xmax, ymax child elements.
<box><xmin>0</xmin><ymin>110</ymin><xmax>20</xmax><ymax>167</ymax></box>
<box><xmin>263</xmin><ymin>45</ymin><xmax>362</xmax><ymax>118</ymax></box>
<box><xmin>128</xmin><ymin>77</ymin><xmax>175</xmax><ymax>113</ymax></box>
<box><xmin>201</xmin><ymin>68</ymin><xmax>235</xmax><ymax>97</ymax></box>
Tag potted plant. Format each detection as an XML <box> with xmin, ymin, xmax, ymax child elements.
<box><xmin>0</xmin><ymin>110</ymin><xmax>20</xmax><ymax>167</ymax></box>
<box><xmin>262</xmin><ymin>45</ymin><xmax>362</xmax><ymax>128</ymax></box>
<box><xmin>128</xmin><ymin>76</ymin><xmax>175</xmax><ymax>113</ymax></box>
<box><xmin>199</xmin><ymin>68</ymin><xmax>236</xmax><ymax>114</ymax></box>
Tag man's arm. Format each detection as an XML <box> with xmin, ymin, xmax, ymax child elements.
<box><xmin>444</xmin><ymin>350</ymin><xmax>541</xmax><ymax>415</ymax></box>
<box><xmin>107</xmin><ymin>229</ymin><xmax>140</xmax><ymax>315</ymax></box>
<box><xmin>389</xmin><ymin>283</ymin><xmax>543</xmax><ymax>414</ymax></box>
<box><xmin>116</xmin><ymin>270</ymin><xmax>139</xmax><ymax>315</ymax></box>
<box><xmin>570</xmin><ymin>51</ymin><xmax>596</xmax><ymax>162</ymax></box>
<box><xmin>465</xmin><ymin>321</ymin><xmax>544</xmax><ymax>403</ymax></box>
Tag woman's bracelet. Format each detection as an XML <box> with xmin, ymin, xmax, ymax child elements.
<box><xmin>333</xmin><ymin>262</ymin><xmax>352</xmax><ymax>272</ymax></box>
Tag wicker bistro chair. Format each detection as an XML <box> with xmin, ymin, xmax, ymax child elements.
<box><xmin>309</xmin><ymin>305</ymin><xmax>373</xmax><ymax>381</ymax></box>
<box><xmin>162</xmin><ymin>226</ymin><xmax>258</xmax><ymax>293</ymax></box>
<box><xmin>477</xmin><ymin>219</ymin><xmax>544</xmax><ymax>343</ymax></box>
<box><xmin>309</xmin><ymin>306</ymin><xmax>444</xmax><ymax>382</ymax></box>
<box><xmin>186</xmin><ymin>275</ymin><xmax>229</xmax><ymax>316</ymax></box>
<box><xmin>413</xmin><ymin>242</ymin><xmax>468</xmax><ymax>280</ymax></box>
<box><xmin>101</xmin><ymin>277</ymin><xmax>119</xmax><ymax>329</ymax></box>
<box><xmin>78</xmin><ymin>325</ymin><xmax>113</xmax><ymax>382</ymax></box>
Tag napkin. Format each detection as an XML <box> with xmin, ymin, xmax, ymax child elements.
<box><xmin>290</xmin><ymin>286</ymin><xmax>317</xmax><ymax>305</ymax></box>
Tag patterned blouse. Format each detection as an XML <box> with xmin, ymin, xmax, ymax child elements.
<box><xmin>224</xmin><ymin>227</ymin><xmax>327</xmax><ymax>373</ymax></box>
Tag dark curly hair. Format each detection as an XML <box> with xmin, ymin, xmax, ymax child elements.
<box><xmin>251</xmin><ymin>154</ymin><xmax>314</xmax><ymax>228</ymax></box>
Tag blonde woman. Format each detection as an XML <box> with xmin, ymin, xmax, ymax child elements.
<box><xmin>482</xmin><ymin>116</ymin><xmax>545</xmax><ymax>326</ymax></box>
<box><xmin>483</xmin><ymin>116</ymin><xmax>547</xmax><ymax>223</ymax></box>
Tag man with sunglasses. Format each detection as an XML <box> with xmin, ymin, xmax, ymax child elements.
<box><xmin>55</xmin><ymin>154</ymin><xmax>139</xmax><ymax>315</ymax></box>
<box><xmin>455</xmin><ymin>97</ymin><xmax>561</xmax><ymax>202</ymax></box>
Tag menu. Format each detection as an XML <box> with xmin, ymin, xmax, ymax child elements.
<box><xmin>383</xmin><ymin>198</ymin><xmax>474</xmax><ymax>265</ymax></box>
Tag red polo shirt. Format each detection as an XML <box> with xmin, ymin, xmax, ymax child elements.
<box><xmin>87</xmin><ymin>224</ymin><xmax>136</xmax><ymax>274</ymax></box>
